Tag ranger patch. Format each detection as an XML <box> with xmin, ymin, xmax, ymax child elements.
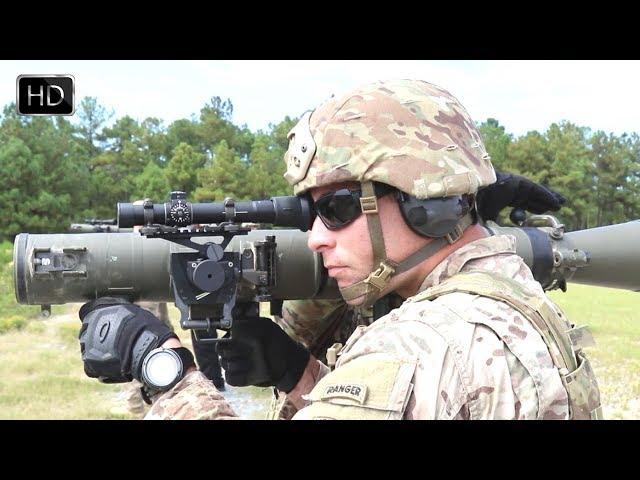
<box><xmin>321</xmin><ymin>383</ymin><xmax>367</xmax><ymax>404</ymax></box>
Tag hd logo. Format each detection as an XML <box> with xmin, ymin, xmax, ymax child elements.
<box><xmin>16</xmin><ymin>75</ymin><xmax>75</xmax><ymax>115</ymax></box>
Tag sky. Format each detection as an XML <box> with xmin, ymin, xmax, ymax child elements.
<box><xmin>1</xmin><ymin>60</ymin><xmax>639</xmax><ymax>137</ymax></box>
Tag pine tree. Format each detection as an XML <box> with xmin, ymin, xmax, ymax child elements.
<box><xmin>132</xmin><ymin>161</ymin><xmax>171</xmax><ymax>202</ymax></box>
<box><xmin>165</xmin><ymin>142</ymin><xmax>206</xmax><ymax>195</ymax></box>
<box><xmin>194</xmin><ymin>141</ymin><xmax>248</xmax><ymax>201</ymax></box>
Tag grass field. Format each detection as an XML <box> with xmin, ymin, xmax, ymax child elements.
<box><xmin>548</xmin><ymin>284</ymin><xmax>640</xmax><ymax>419</ymax></box>
<box><xmin>0</xmin><ymin>257</ymin><xmax>638</xmax><ymax>418</ymax></box>
<box><xmin>0</xmin><ymin>304</ymin><xmax>274</xmax><ymax>419</ymax></box>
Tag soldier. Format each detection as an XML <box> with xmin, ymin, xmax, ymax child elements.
<box><xmin>78</xmin><ymin>79</ymin><xmax>601</xmax><ymax>419</ymax></box>
<box><xmin>269</xmin><ymin>171</ymin><xmax>568</xmax><ymax>419</ymax></box>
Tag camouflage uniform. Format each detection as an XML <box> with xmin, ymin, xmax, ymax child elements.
<box><xmin>294</xmin><ymin>234</ymin><xmax>602</xmax><ymax>419</ymax></box>
<box><xmin>277</xmin><ymin>299</ymin><xmax>373</xmax><ymax>360</ymax></box>
<box><xmin>144</xmin><ymin>79</ymin><xmax>601</xmax><ymax>419</ymax></box>
<box><xmin>270</xmin><ymin>299</ymin><xmax>375</xmax><ymax>419</ymax></box>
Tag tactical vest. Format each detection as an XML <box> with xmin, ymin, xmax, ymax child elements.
<box><xmin>414</xmin><ymin>270</ymin><xmax>602</xmax><ymax>420</ymax></box>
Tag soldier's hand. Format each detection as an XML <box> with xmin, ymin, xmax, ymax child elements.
<box><xmin>78</xmin><ymin>297</ymin><xmax>178</xmax><ymax>383</ymax></box>
<box><xmin>476</xmin><ymin>171</ymin><xmax>566</xmax><ymax>222</ymax></box>
<box><xmin>216</xmin><ymin>316</ymin><xmax>310</xmax><ymax>393</ymax></box>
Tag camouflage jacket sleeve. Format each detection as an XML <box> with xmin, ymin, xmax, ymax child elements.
<box><xmin>277</xmin><ymin>298</ymin><xmax>349</xmax><ymax>349</ymax></box>
<box><xmin>144</xmin><ymin>371</ymin><xmax>239</xmax><ymax>420</ymax></box>
<box><xmin>143</xmin><ymin>362</ymin><xmax>332</xmax><ymax>420</ymax></box>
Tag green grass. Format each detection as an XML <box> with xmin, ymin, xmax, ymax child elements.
<box><xmin>548</xmin><ymin>284</ymin><xmax>640</xmax><ymax>419</ymax></box>
<box><xmin>0</xmin><ymin>304</ymin><xmax>273</xmax><ymax>420</ymax></box>
<box><xmin>0</xmin><ymin>308</ymin><xmax>135</xmax><ymax>419</ymax></box>
<box><xmin>0</xmin><ymin>315</ymin><xmax>27</xmax><ymax>334</ymax></box>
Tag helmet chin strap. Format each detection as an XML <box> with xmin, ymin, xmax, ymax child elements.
<box><xmin>339</xmin><ymin>181</ymin><xmax>473</xmax><ymax>308</ymax></box>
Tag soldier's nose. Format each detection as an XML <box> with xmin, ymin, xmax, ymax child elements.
<box><xmin>308</xmin><ymin>216</ymin><xmax>336</xmax><ymax>253</ymax></box>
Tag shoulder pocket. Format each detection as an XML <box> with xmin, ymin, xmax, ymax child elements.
<box><xmin>297</xmin><ymin>353</ymin><xmax>417</xmax><ymax>420</ymax></box>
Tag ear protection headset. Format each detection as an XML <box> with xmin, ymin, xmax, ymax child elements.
<box><xmin>395</xmin><ymin>190</ymin><xmax>473</xmax><ymax>238</ymax></box>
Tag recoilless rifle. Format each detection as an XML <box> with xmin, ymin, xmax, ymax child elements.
<box><xmin>14</xmin><ymin>191</ymin><xmax>640</xmax><ymax>347</ymax></box>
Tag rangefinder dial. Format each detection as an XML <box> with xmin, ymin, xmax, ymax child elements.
<box><xmin>169</xmin><ymin>200</ymin><xmax>191</xmax><ymax>226</ymax></box>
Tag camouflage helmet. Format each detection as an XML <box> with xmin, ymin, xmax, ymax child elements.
<box><xmin>284</xmin><ymin>79</ymin><xmax>496</xmax><ymax>198</ymax></box>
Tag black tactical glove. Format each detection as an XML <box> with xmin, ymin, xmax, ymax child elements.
<box><xmin>190</xmin><ymin>329</ymin><xmax>226</xmax><ymax>390</ymax></box>
<box><xmin>78</xmin><ymin>297</ymin><xmax>178</xmax><ymax>383</ymax></box>
<box><xmin>476</xmin><ymin>171</ymin><xmax>566</xmax><ymax>222</ymax></box>
<box><xmin>216</xmin><ymin>316</ymin><xmax>310</xmax><ymax>393</ymax></box>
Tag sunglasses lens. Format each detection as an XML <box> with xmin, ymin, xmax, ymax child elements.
<box><xmin>315</xmin><ymin>189</ymin><xmax>361</xmax><ymax>229</ymax></box>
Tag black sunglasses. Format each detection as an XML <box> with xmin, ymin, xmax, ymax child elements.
<box><xmin>310</xmin><ymin>183</ymin><xmax>396</xmax><ymax>230</ymax></box>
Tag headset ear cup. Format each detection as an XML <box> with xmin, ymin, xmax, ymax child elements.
<box><xmin>397</xmin><ymin>194</ymin><xmax>469</xmax><ymax>238</ymax></box>
<box><xmin>406</xmin><ymin>205</ymin><xmax>429</xmax><ymax>227</ymax></box>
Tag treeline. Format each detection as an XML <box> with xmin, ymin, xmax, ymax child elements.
<box><xmin>479</xmin><ymin>119</ymin><xmax>640</xmax><ymax>230</ymax></box>
<box><xmin>0</xmin><ymin>97</ymin><xmax>295</xmax><ymax>241</ymax></box>
<box><xmin>1</xmin><ymin>99</ymin><xmax>639</xmax><ymax>241</ymax></box>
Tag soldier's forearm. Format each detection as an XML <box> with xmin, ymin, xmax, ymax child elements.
<box><xmin>144</xmin><ymin>370</ymin><xmax>239</xmax><ymax>420</ymax></box>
